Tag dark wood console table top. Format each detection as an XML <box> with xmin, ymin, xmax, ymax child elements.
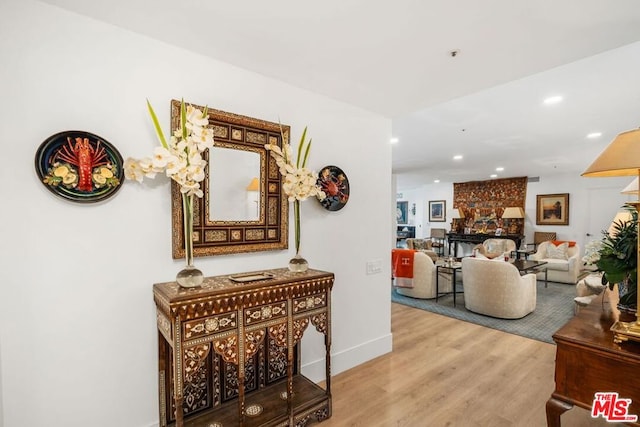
<box><xmin>446</xmin><ymin>232</ymin><xmax>523</xmax><ymax>256</ymax></box>
<box><xmin>546</xmin><ymin>301</ymin><xmax>640</xmax><ymax>426</ymax></box>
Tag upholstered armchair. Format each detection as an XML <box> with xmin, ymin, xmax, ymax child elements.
<box><xmin>406</xmin><ymin>238</ymin><xmax>438</xmax><ymax>262</ymax></box>
<box><xmin>529</xmin><ymin>241</ymin><xmax>581</xmax><ymax>284</ymax></box>
<box><xmin>473</xmin><ymin>238</ymin><xmax>516</xmax><ymax>259</ymax></box>
<box><xmin>395</xmin><ymin>252</ymin><xmax>452</xmax><ymax>299</ymax></box>
<box><xmin>461</xmin><ymin>257</ymin><xmax>537</xmax><ymax>319</ymax></box>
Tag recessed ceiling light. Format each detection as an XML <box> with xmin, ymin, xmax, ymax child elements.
<box><xmin>496</xmin><ymin>167</ymin><xmax>504</xmax><ymax>172</ymax></box>
<box><xmin>587</xmin><ymin>132</ymin><xmax>602</xmax><ymax>139</ymax></box>
<box><xmin>390</xmin><ymin>137</ymin><xmax>399</xmax><ymax>144</ymax></box>
<box><xmin>543</xmin><ymin>95</ymin><xmax>563</xmax><ymax>105</ymax></box>
<box><xmin>453</xmin><ymin>155</ymin><xmax>463</xmax><ymax>160</ymax></box>
<box><xmin>434</xmin><ymin>179</ymin><xmax>440</xmax><ymax>183</ymax></box>
<box><xmin>490</xmin><ymin>174</ymin><xmax>498</xmax><ymax>178</ymax></box>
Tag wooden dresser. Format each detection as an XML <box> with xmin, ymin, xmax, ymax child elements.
<box><xmin>153</xmin><ymin>268</ymin><xmax>334</xmax><ymax>427</ymax></box>
<box><xmin>546</xmin><ymin>301</ymin><xmax>640</xmax><ymax>426</ymax></box>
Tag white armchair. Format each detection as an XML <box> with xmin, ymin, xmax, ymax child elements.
<box><xmin>461</xmin><ymin>257</ymin><xmax>537</xmax><ymax>319</ymax></box>
<box><xmin>529</xmin><ymin>241</ymin><xmax>581</xmax><ymax>284</ymax></box>
<box><xmin>473</xmin><ymin>238</ymin><xmax>516</xmax><ymax>259</ymax></box>
<box><xmin>395</xmin><ymin>252</ymin><xmax>452</xmax><ymax>299</ymax></box>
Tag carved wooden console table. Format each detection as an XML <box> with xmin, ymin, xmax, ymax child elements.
<box><xmin>153</xmin><ymin>268</ymin><xmax>334</xmax><ymax>427</ymax></box>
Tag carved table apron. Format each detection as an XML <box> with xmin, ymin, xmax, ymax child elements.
<box><xmin>153</xmin><ymin>268</ymin><xmax>334</xmax><ymax>427</ymax></box>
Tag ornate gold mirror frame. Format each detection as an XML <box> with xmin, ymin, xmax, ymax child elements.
<box><xmin>170</xmin><ymin>100</ymin><xmax>289</xmax><ymax>257</ymax></box>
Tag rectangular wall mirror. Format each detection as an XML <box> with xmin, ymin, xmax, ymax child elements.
<box><xmin>170</xmin><ymin>100</ymin><xmax>289</xmax><ymax>257</ymax></box>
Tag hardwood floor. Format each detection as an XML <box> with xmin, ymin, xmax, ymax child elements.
<box><xmin>319</xmin><ymin>303</ymin><xmax>622</xmax><ymax>427</ymax></box>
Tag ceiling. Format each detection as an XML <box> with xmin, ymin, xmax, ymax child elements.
<box><xmin>38</xmin><ymin>0</ymin><xmax>640</xmax><ymax>189</ymax></box>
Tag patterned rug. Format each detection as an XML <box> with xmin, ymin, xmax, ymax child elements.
<box><xmin>391</xmin><ymin>280</ymin><xmax>578</xmax><ymax>344</ymax></box>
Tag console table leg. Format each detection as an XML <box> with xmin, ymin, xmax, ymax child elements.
<box><xmin>174</xmin><ymin>396</ymin><xmax>184</xmax><ymax>427</ymax></box>
<box><xmin>546</xmin><ymin>396</ymin><xmax>572</xmax><ymax>427</ymax></box>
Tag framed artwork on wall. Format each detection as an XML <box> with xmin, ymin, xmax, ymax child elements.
<box><xmin>429</xmin><ymin>200</ymin><xmax>446</xmax><ymax>222</ymax></box>
<box><xmin>396</xmin><ymin>201</ymin><xmax>408</xmax><ymax>224</ymax></box>
<box><xmin>536</xmin><ymin>193</ymin><xmax>569</xmax><ymax>225</ymax></box>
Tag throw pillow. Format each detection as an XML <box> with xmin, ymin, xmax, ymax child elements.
<box><xmin>551</xmin><ymin>240</ymin><xmax>576</xmax><ymax>247</ymax></box>
<box><xmin>547</xmin><ymin>242</ymin><xmax>569</xmax><ymax>260</ymax></box>
<box><xmin>413</xmin><ymin>239</ymin><xmax>430</xmax><ymax>250</ymax></box>
<box><xmin>489</xmin><ymin>252</ymin><xmax>508</xmax><ymax>262</ymax></box>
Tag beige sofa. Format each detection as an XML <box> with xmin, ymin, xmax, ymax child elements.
<box><xmin>529</xmin><ymin>241</ymin><xmax>581</xmax><ymax>284</ymax></box>
<box><xmin>395</xmin><ymin>251</ymin><xmax>452</xmax><ymax>299</ymax></box>
<box><xmin>461</xmin><ymin>257</ymin><xmax>537</xmax><ymax>319</ymax></box>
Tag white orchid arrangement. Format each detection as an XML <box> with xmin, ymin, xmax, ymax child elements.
<box><xmin>124</xmin><ymin>100</ymin><xmax>214</xmax><ymax>197</ymax></box>
<box><xmin>265</xmin><ymin>126</ymin><xmax>326</xmax><ymax>202</ymax></box>
<box><xmin>265</xmin><ymin>126</ymin><xmax>325</xmax><ymax>255</ymax></box>
<box><xmin>582</xmin><ymin>239</ymin><xmax>603</xmax><ymax>266</ymax></box>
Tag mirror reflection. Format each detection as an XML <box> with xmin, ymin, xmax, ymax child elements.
<box><xmin>209</xmin><ymin>147</ymin><xmax>261</xmax><ymax>221</ymax></box>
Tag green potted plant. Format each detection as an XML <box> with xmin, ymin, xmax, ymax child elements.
<box><xmin>595</xmin><ymin>207</ymin><xmax>638</xmax><ymax>312</ymax></box>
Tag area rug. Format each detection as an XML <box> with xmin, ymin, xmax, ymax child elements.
<box><xmin>391</xmin><ymin>280</ymin><xmax>578</xmax><ymax>344</ymax></box>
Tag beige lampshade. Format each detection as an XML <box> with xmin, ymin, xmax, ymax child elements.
<box><xmin>582</xmin><ymin>129</ymin><xmax>640</xmax><ymax>177</ymax></box>
<box><xmin>502</xmin><ymin>207</ymin><xmax>524</xmax><ymax>219</ymax></box>
<box><xmin>608</xmin><ymin>210</ymin><xmax>633</xmax><ymax>236</ymax></box>
<box><xmin>622</xmin><ymin>177</ymin><xmax>639</xmax><ymax>195</ymax></box>
<box><xmin>449</xmin><ymin>208</ymin><xmax>464</xmax><ymax>219</ymax></box>
<box><xmin>246</xmin><ymin>177</ymin><xmax>260</xmax><ymax>191</ymax></box>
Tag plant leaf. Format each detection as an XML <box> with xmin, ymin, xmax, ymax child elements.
<box><xmin>296</xmin><ymin>126</ymin><xmax>308</xmax><ymax>168</ymax></box>
<box><xmin>180</xmin><ymin>98</ymin><xmax>188</xmax><ymax>140</ymax></box>
<box><xmin>147</xmin><ymin>99</ymin><xmax>168</xmax><ymax>149</ymax></box>
<box><xmin>301</xmin><ymin>138</ymin><xmax>312</xmax><ymax>168</ymax></box>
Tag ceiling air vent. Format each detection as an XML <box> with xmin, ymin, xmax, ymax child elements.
<box><xmin>527</xmin><ymin>176</ymin><xmax>540</xmax><ymax>183</ymax></box>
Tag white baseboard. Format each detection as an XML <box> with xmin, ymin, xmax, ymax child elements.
<box><xmin>142</xmin><ymin>333</ymin><xmax>393</xmax><ymax>427</ymax></box>
<box><xmin>301</xmin><ymin>332</ymin><xmax>393</xmax><ymax>383</ymax></box>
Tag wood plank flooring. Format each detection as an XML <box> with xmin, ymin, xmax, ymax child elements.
<box><xmin>318</xmin><ymin>303</ymin><xmax>622</xmax><ymax>427</ymax></box>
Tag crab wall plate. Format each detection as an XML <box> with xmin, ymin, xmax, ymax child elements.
<box><xmin>316</xmin><ymin>165</ymin><xmax>350</xmax><ymax>211</ymax></box>
<box><xmin>35</xmin><ymin>130</ymin><xmax>124</xmax><ymax>203</ymax></box>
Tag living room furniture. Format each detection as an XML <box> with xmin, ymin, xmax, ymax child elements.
<box><xmin>512</xmin><ymin>259</ymin><xmax>548</xmax><ymax>287</ymax></box>
<box><xmin>461</xmin><ymin>257</ymin><xmax>537</xmax><ymax>319</ymax></box>
<box><xmin>529</xmin><ymin>241</ymin><xmax>581</xmax><ymax>284</ymax></box>
<box><xmin>447</xmin><ymin>232</ymin><xmax>524</xmax><ymax>257</ymax></box>
<box><xmin>153</xmin><ymin>268</ymin><xmax>334</xmax><ymax>427</ymax></box>
<box><xmin>406</xmin><ymin>238</ymin><xmax>439</xmax><ymax>262</ymax></box>
<box><xmin>527</xmin><ymin>231</ymin><xmax>557</xmax><ymax>251</ymax></box>
<box><xmin>546</xmin><ymin>299</ymin><xmax>640</xmax><ymax>427</ymax></box>
<box><xmin>473</xmin><ymin>238</ymin><xmax>517</xmax><ymax>259</ymax></box>
<box><xmin>396</xmin><ymin>225</ymin><xmax>415</xmax><ymax>247</ymax></box>
<box><xmin>515</xmin><ymin>248</ymin><xmax>535</xmax><ymax>260</ymax></box>
<box><xmin>394</xmin><ymin>251</ymin><xmax>452</xmax><ymax>299</ymax></box>
<box><xmin>430</xmin><ymin>228</ymin><xmax>447</xmax><ymax>256</ymax></box>
<box><xmin>436</xmin><ymin>261</ymin><xmax>462</xmax><ymax>306</ymax></box>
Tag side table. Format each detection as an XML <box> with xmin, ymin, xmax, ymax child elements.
<box><xmin>515</xmin><ymin>249</ymin><xmax>535</xmax><ymax>260</ymax></box>
<box><xmin>436</xmin><ymin>262</ymin><xmax>462</xmax><ymax>306</ymax></box>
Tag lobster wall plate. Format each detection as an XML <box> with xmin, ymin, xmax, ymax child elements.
<box><xmin>316</xmin><ymin>165</ymin><xmax>350</xmax><ymax>211</ymax></box>
<box><xmin>34</xmin><ymin>130</ymin><xmax>124</xmax><ymax>203</ymax></box>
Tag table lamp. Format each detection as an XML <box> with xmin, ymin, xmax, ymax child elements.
<box><xmin>621</xmin><ymin>177</ymin><xmax>639</xmax><ymax>195</ymax></box>
<box><xmin>246</xmin><ymin>177</ymin><xmax>260</xmax><ymax>191</ymax></box>
<box><xmin>501</xmin><ymin>207</ymin><xmax>524</xmax><ymax>235</ymax></box>
<box><xmin>449</xmin><ymin>208</ymin><xmax>464</xmax><ymax>233</ymax></box>
<box><xmin>582</xmin><ymin>128</ymin><xmax>640</xmax><ymax>344</ymax></box>
<box><xmin>608</xmin><ymin>210</ymin><xmax>634</xmax><ymax>237</ymax></box>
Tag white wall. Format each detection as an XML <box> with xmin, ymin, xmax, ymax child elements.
<box><xmin>397</xmin><ymin>174</ymin><xmax>632</xmax><ymax>254</ymax></box>
<box><xmin>0</xmin><ymin>1</ymin><xmax>392</xmax><ymax>426</ymax></box>
<box><xmin>524</xmin><ymin>173</ymin><xmax>631</xmax><ymax>249</ymax></box>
